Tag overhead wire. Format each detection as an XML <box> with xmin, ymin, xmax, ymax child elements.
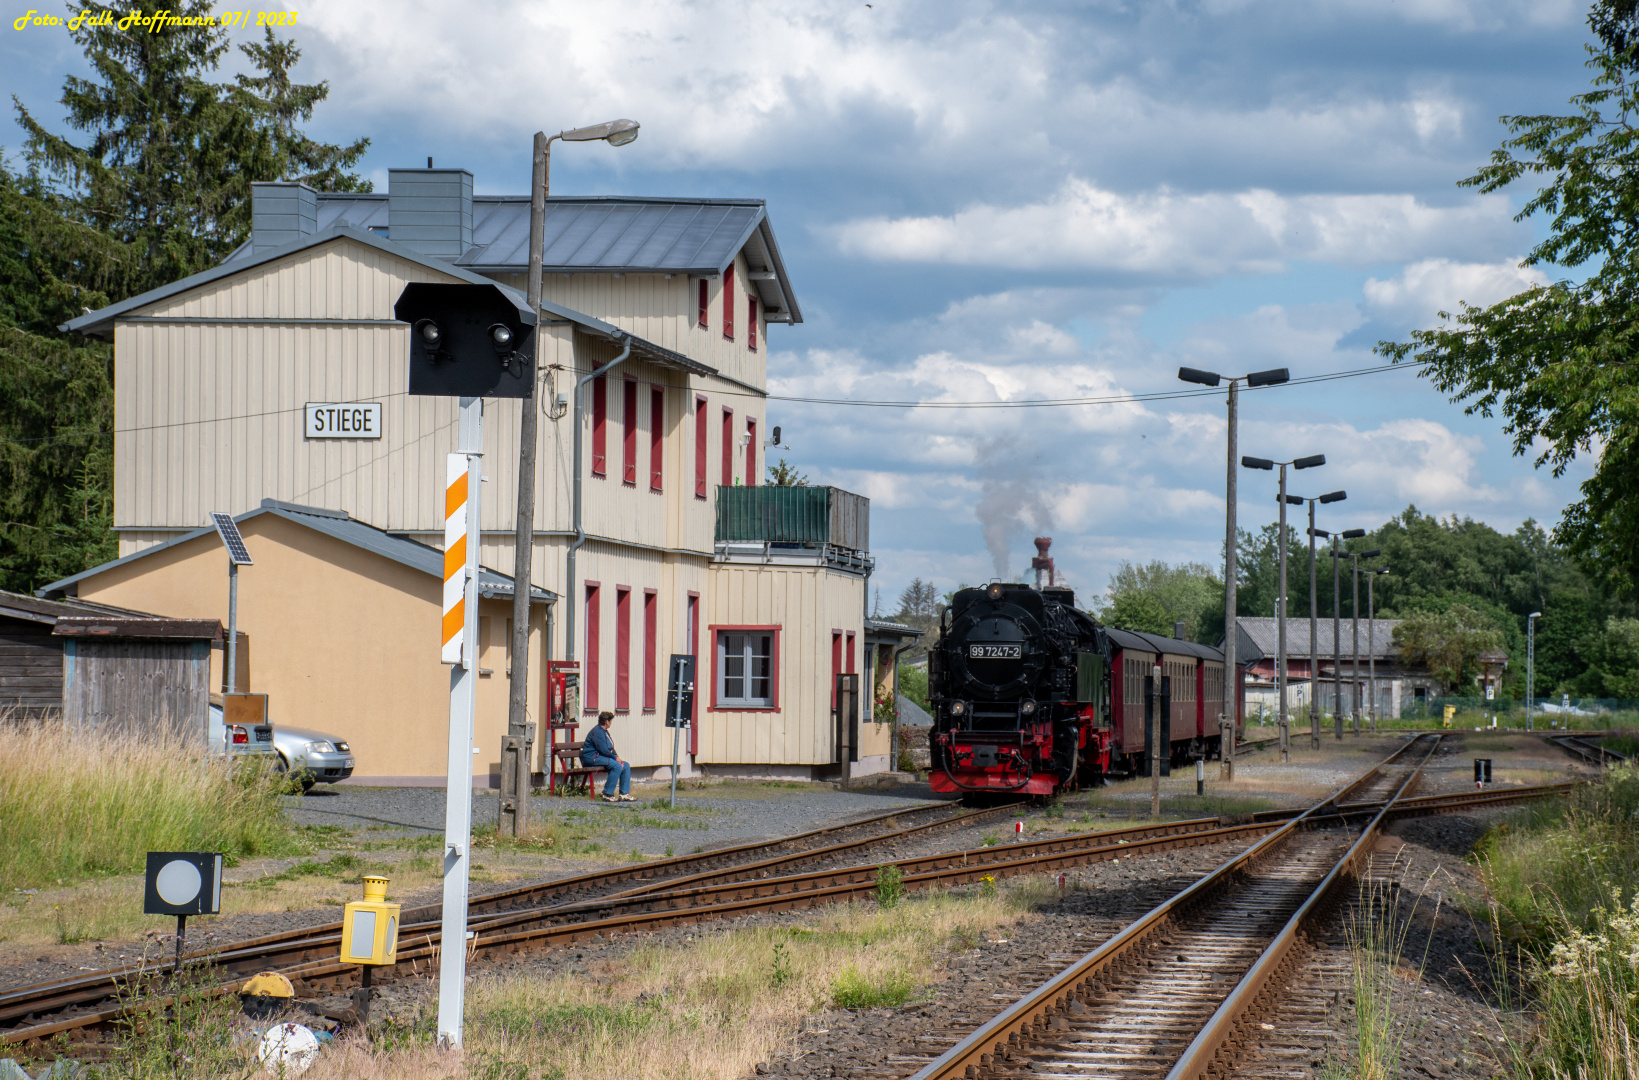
<box><xmin>0</xmin><ymin>357</ymin><xmax>1432</xmax><ymax>448</ymax></box>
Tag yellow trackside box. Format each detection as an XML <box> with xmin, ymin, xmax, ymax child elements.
<box><xmin>340</xmin><ymin>876</ymin><xmax>400</xmax><ymax>965</ymax></box>
<box><xmin>1442</xmin><ymin>705</ymin><xmax>1456</xmax><ymax>729</ymax></box>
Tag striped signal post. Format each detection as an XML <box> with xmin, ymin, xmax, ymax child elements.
<box><xmin>437</xmin><ymin>398</ymin><xmax>483</xmax><ymax>1048</ymax></box>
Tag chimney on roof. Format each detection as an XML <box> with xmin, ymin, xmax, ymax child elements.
<box><xmin>250</xmin><ymin>181</ymin><xmax>318</xmax><ymax>253</ymax></box>
<box><xmin>1031</xmin><ymin>537</ymin><xmax>1055</xmax><ymax>589</ymax></box>
<box><xmin>388</xmin><ymin>167</ymin><xmax>472</xmax><ymax>259</ymax></box>
<box><xmin>1174</xmin><ymin>621</ymin><xmax>1187</xmax><ymax>640</ymax></box>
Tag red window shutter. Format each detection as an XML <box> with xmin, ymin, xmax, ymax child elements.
<box><xmin>697</xmin><ymin>279</ymin><xmax>708</xmax><ymax>328</ymax></box>
<box><xmin>721</xmin><ymin>408</ymin><xmax>733</xmax><ymax>486</ymax></box>
<box><xmin>746</xmin><ymin>418</ymin><xmax>757</xmax><ymax>487</ymax></box>
<box><xmin>723</xmin><ymin>272</ymin><xmax>735</xmax><ymax>340</ymax></box>
<box><xmin>831</xmin><ymin>632</ymin><xmax>842</xmax><ymax>710</ymax></box>
<box><xmin>650</xmin><ymin>386</ymin><xmax>664</xmax><ymax>491</ymax></box>
<box><xmin>591</xmin><ymin>377</ymin><xmax>607</xmax><ymax>478</ymax></box>
<box><xmin>643</xmin><ymin>590</ymin><xmax>658</xmax><ymax>711</ymax></box>
<box><xmin>694</xmin><ymin>396</ymin><xmax>708</xmax><ymax>499</ymax></box>
<box><xmin>584</xmin><ymin>584</ymin><xmax>601</xmax><ymax>709</ymax></box>
<box><xmin>616</xmin><ymin>586</ymin><xmax>631</xmax><ymax>711</ymax></box>
<box><xmin>622</xmin><ymin>378</ymin><xmax>638</xmax><ymax>487</ymax></box>
<box><xmin>748</xmin><ymin>297</ymin><xmax>758</xmax><ymax>351</ymax></box>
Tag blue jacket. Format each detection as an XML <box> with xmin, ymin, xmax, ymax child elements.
<box><xmin>584</xmin><ymin>724</ymin><xmax>617</xmax><ymax>762</ymax></box>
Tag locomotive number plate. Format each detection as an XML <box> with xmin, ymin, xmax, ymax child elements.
<box><xmin>968</xmin><ymin>644</ymin><xmax>1022</xmax><ymax>658</ymax></box>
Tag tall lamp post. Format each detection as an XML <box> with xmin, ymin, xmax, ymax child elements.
<box><xmin>1239</xmin><ymin>453</ymin><xmax>1326</xmax><ymax>762</ymax></box>
<box><xmin>1327</xmin><ymin>528</ymin><xmax>1367</xmax><ymax>737</ymax></box>
<box><xmin>1341</xmin><ymin>547</ymin><xmax>1382</xmax><ymax>735</ymax></box>
<box><xmin>1178</xmin><ymin>365</ymin><xmax>1290</xmax><ymax>780</ymax></box>
<box><xmin>1299</xmin><ymin>491</ymin><xmax>1346</xmax><ymax>748</ymax></box>
<box><xmin>1368</xmin><ymin>567</ymin><xmax>1389</xmax><ymax>730</ymax></box>
<box><xmin>1527</xmin><ymin>611</ymin><xmax>1542</xmax><ymax>731</ymax></box>
<box><xmin>504</xmin><ymin>119</ymin><xmax>640</xmax><ymax>837</ymax></box>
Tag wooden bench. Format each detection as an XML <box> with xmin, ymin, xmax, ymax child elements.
<box><xmin>551</xmin><ymin>742</ymin><xmax>606</xmax><ymax>801</ymax></box>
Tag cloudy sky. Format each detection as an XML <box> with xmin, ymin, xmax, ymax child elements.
<box><xmin>2</xmin><ymin>0</ymin><xmax>1604</xmax><ymax>608</ymax></box>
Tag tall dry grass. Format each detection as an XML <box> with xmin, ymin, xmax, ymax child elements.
<box><xmin>0</xmin><ymin>718</ymin><xmax>299</xmax><ymax>890</ymax></box>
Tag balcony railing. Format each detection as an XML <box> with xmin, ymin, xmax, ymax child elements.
<box><xmin>714</xmin><ymin>486</ymin><xmax>872</xmax><ymax>574</ymax></box>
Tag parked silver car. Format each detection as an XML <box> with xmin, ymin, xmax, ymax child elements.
<box><xmin>269</xmin><ymin>724</ymin><xmax>356</xmax><ymax>792</ymax></box>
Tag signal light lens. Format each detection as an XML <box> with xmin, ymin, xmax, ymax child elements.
<box><xmin>416</xmin><ymin>320</ymin><xmax>443</xmax><ymax>347</ymax></box>
<box><xmin>489</xmin><ymin>323</ymin><xmax>514</xmax><ymax>349</ymax></box>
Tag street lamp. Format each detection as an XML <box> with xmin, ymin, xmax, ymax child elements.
<box><xmin>503</xmin><ymin>118</ymin><xmax>641</xmax><ymax>842</ymax></box>
<box><xmin>1368</xmin><ymin>567</ymin><xmax>1389</xmax><ymax>731</ymax></box>
<box><xmin>1527</xmin><ymin>611</ymin><xmax>1543</xmax><ymax>730</ymax></box>
<box><xmin>1178</xmin><ymin>364</ymin><xmax>1290</xmax><ymax>780</ymax></box>
<box><xmin>1240</xmin><ymin>453</ymin><xmax>1325</xmax><ymax>762</ymax></box>
<box><xmin>1301</xmin><ymin>491</ymin><xmax>1346</xmax><ymax>747</ymax></box>
<box><xmin>1331</xmin><ymin>540</ymin><xmax>1378</xmax><ymax>735</ymax></box>
<box><xmin>1325</xmin><ymin>528</ymin><xmax>1367</xmax><ymax>738</ymax></box>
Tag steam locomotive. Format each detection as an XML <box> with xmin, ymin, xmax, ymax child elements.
<box><xmin>927</xmin><ymin>580</ymin><xmax>1240</xmax><ymax>798</ymax></box>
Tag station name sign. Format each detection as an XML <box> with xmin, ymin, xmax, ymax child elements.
<box><xmin>305</xmin><ymin>403</ymin><xmax>383</xmax><ymax>439</ymax></box>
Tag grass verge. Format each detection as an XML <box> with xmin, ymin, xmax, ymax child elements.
<box><xmin>57</xmin><ymin>877</ymin><xmax>1055</xmax><ymax>1079</ymax></box>
<box><xmin>1475</xmin><ymin>763</ymin><xmax>1639</xmax><ymax>1077</ymax></box>
<box><xmin>0</xmin><ymin>719</ymin><xmax>301</xmax><ymax>891</ymax></box>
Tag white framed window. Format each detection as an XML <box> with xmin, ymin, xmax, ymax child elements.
<box><xmin>717</xmin><ymin>630</ymin><xmax>775</xmax><ymax>707</ymax></box>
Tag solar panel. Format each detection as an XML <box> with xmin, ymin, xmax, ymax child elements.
<box><xmin>210</xmin><ymin>512</ymin><xmax>254</xmax><ymax>566</ymax></box>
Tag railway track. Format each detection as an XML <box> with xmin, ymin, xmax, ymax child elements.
<box><xmin>1</xmin><ymin>740</ymin><xmax>1572</xmax><ymax>1060</ymax></box>
<box><xmin>898</xmin><ymin>732</ymin><xmax>1521</xmax><ymax>1080</ymax></box>
<box><xmin>1546</xmin><ymin>733</ymin><xmax>1629</xmax><ymax>767</ymax></box>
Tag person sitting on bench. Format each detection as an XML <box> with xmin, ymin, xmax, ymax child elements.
<box><xmin>582</xmin><ymin>711</ymin><xmax>634</xmax><ymax>802</ymax></box>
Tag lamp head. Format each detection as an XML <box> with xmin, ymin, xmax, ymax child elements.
<box><xmin>1308</xmin><ymin>527</ymin><xmax>1329</xmax><ymax>538</ymax></box>
<box><xmin>1359</xmin><ymin>548</ymin><xmax>1382</xmax><ymax>559</ymax></box>
<box><xmin>1281</xmin><ymin>494</ymin><xmax>1304</xmax><ymax>505</ymax></box>
<box><xmin>1529</xmin><ymin>610</ymin><xmax>1542</xmax><ymax>619</ymax></box>
<box><xmin>1177</xmin><ymin>366</ymin><xmax>1221</xmax><ymax>387</ymax></box>
<box><xmin>1374</xmin><ymin>568</ymin><xmax>1391</xmax><ymax>576</ymax></box>
<box><xmin>1245</xmin><ymin>367</ymin><xmax>1290</xmax><ymax>388</ymax></box>
<box><xmin>1318</xmin><ymin>490</ymin><xmax>1346</xmax><ymax>504</ymax></box>
<box><xmin>1241</xmin><ymin>455</ymin><xmax>1275</xmax><ymax>470</ymax></box>
<box><xmin>1342</xmin><ymin>528</ymin><xmax>1367</xmax><ymax>539</ymax></box>
<box><xmin>1293</xmin><ymin>454</ymin><xmax>1325</xmax><ymax>470</ymax></box>
<box><xmin>559</xmin><ymin>119</ymin><xmax>641</xmax><ymax>144</ymax></box>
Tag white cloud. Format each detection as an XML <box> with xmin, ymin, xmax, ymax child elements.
<box><xmin>1362</xmin><ymin>258</ymin><xmax>1551</xmax><ymax>328</ymax></box>
<box><xmin>831</xmin><ymin>178</ymin><xmax>1521</xmax><ymax>276</ymax></box>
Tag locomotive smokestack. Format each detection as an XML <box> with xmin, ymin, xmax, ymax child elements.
<box><xmin>1031</xmin><ymin>537</ymin><xmax>1055</xmax><ymax>589</ymax></box>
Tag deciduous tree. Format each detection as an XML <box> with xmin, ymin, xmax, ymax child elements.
<box><xmin>1378</xmin><ymin>0</ymin><xmax>1639</xmax><ymax>597</ymax></box>
<box><xmin>1391</xmin><ymin>605</ymin><xmax>1505</xmax><ymax>693</ymax></box>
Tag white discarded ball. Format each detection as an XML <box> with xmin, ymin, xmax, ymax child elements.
<box><xmin>257</xmin><ymin>1022</ymin><xmax>320</xmax><ymax>1074</ymax></box>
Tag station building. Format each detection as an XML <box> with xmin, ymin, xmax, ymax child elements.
<box><xmin>42</xmin><ymin>169</ymin><xmax>888</xmax><ymax>785</ymax></box>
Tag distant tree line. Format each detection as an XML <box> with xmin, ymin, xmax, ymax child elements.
<box><xmin>0</xmin><ymin>1</ymin><xmax>369</xmax><ymax>593</ymax></box>
<box><xmin>1094</xmin><ymin>505</ymin><xmax>1639</xmax><ymax>698</ymax></box>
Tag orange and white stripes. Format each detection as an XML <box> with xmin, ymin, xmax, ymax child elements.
<box><xmin>441</xmin><ymin>453</ymin><xmax>469</xmax><ymax>665</ymax></box>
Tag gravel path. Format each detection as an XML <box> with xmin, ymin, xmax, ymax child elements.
<box><xmin>283</xmin><ymin>782</ymin><xmax>942</xmax><ymax>855</ymax></box>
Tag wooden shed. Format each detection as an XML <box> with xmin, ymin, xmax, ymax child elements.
<box><xmin>0</xmin><ymin>591</ymin><xmax>223</xmax><ymax>741</ymax></box>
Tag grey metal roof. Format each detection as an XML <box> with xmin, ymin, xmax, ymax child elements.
<box><xmin>61</xmin><ymin>226</ymin><xmax>717</xmax><ymax>378</ymax></box>
<box><xmin>1105</xmin><ymin>626</ymin><xmax>1224</xmax><ymax>662</ymax></box>
<box><xmin>1233</xmin><ymin>617</ymin><xmax>1402</xmax><ymax>663</ymax></box>
<box><xmin>36</xmin><ymin>499</ymin><xmax>555</xmax><ymax>604</ymax></box>
<box><xmin>865</xmin><ymin>618</ymin><xmax>925</xmax><ymax>639</ymax></box>
<box><xmin>224</xmin><ymin>195</ymin><xmax>802</xmax><ymax>324</ymax></box>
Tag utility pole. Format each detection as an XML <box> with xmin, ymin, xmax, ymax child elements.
<box><xmin>1277</xmin><ymin>465</ymin><xmax>1288</xmax><ymax>763</ymax></box>
<box><xmin>1527</xmin><ymin>611</ymin><xmax>1542</xmax><ymax>731</ymax></box>
<box><xmin>1351</xmin><ymin>554</ymin><xmax>1361</xmax><ymax>736</ymax></box>
<box><xmin>1369</xmin><ymin>568</ymin><xmax>1389</xmax><ymax>731</ymax></box>
<box><xmin>500</xmin><ymin>132</ymin><xmax>550</xmax><ymax>838</ymax></box>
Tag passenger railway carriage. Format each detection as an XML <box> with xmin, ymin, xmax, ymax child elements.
<box><xmin>928</xmin><ymin>582</ymin><xmax>1243</xmax><ymax>799</ymax></box>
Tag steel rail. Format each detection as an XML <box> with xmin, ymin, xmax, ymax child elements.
<box><xmin>1547</xmin><ymin>734</ymin><xmax>1628</xmax><ymax>767</ymax></box>
<box><xmin>901</xmin><ymin>733</ymin><xmax>1444</xmax><ymax>1080</ymax></box>
<box><xmin>1</xmin><ymin>767</ymin><xmax>1576</xmax><ymax>1053</ymax></box>
<box><xmin>1165</xmin><ymin>739</ymin><xmax>1433</xmax><ymax>1079</ymax></box>
<box><xmin>0</xmin><ymin>797</ymin><xmax>992</xmax><ymax>1017</ymax></box>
